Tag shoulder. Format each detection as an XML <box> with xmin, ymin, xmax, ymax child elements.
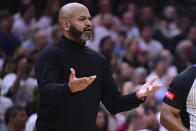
<box><xmin>2</xmin><ymin>73</ymin><xmax>16</xmax><ymax>81</ymax></box>
<box><xmin>169</xmin><ymin>65</ymin><xmax>196</xmax><ymax>91</ymax></box>
<box><xmin>174</xmin><ymin>65</ymin><xmax>196</xmax><ymax>83</ymax></box>
<box><xmin>13</xmin><ymin>19</ymin><xmax>23</xmax><ymax>27</ymax></box>
<box><xmin>36</xmin><ymin>40</ymin><xmax>64</xmax><ymax>68</ymax></box>
<box><xmin>151</xmin><ymin>39</ymin><xmax>163</xmax><ymax>46</ymax></box>
<box><xmin>1</xmin><ymin>73</ymin><xmax>16</xmax><ymax>95</ymax></box>
<box><xmin>0</xmin><ymin>96</ymin><xmax>13</xmax><ymax>106</ymax></box>
<box><xmin>26</xmin><ymin>77</ymin><xmax>37</xmax><ymax>87</ymax></box>
<box><xmin>163</xmin><ymin>65</ymin><xmax>196</xmax><ymax>109</ymax></box>
<box><xmin>37</xmin><ymin>40</ymin><xmax>63</xmax><ymax>59</ymax></box>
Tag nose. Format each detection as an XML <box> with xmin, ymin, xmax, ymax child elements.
<box><xmin>85</xmin><ymin>19</ymin><xmax>92</xmax><ymax>27</ymax></box>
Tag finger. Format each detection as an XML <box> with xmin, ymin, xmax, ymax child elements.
<box><xmin>149</xmin><ymin>85</ymin><xmax>153</xmax><ymax>91</ymax></box>
<box><xmin>152</xmin><ymin>84</ymin><xmax>162</xmax><ymax>91</ymax></box>
<box><xmin>76</xmin><ymin>77</ymin><xmax>95</xmax><ymax>91</ymax></box>
<box><xmin>78</xmin><ymin>77</ymin><xmax>88</xmax><ymax>83</ymax></box>
<box><xmin>84</xmin><ymin>75</ymin><xmax>96</xmax><ymax>86</ymax></box>
<box><xmin>70</xmin><ymin>68</ymin><xmax>76</xmax><ymax>78</ymax></box>
<box><xmin>146</xmin><ymin>86</ymin><xmax>150</xmax><ymax>95</ymax></box>
<box><xmin>88</xmin><ymin>75</ymin><xmax>96</xmax><ymax>83</ymax></box>
<box><xmin>79</xmin><ymin>75</ymin><xmax>96</xmax><ymax>83</ymax></box>
<box><xmin>148</xmin><ymin>76</ymin><xmax>158</xmax><ymax>85</ymax></box>
<box><xmin>89</xmin><ymin>75</ymin><xmax>96</xmax><ymax>80</ymax></box>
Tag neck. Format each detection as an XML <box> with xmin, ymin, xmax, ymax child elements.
<box><xmin>63</xmin><ymin>32</ymin><xmax>85</xmax><ymax>44</ymax></box>
<box><xmin>127</xmin><ymin>24</ymin><xmax>134</xmax><ymax>28</ymax></box>
<box><xmin>155</xmin><ymin>70</ymin><xmax>164</xmax><ymax>77</ymax></box>
<box><xmin>143</xmin><ymin>38</ymin><xmax>150</xmax><ymax>43</ymax></box>
<box><xmin>23</xmin><ymin>16</ymin><xmax>31</xmax><ymax>25</ymax></box>
<box><xmin>8</xmin><ymin>124</ymin><xmax>21</xmax><ymax>131</ymax></box>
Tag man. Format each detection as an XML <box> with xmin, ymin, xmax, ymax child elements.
<box><xmin>160</xmin><ymin>64</ymin><xmax>196</xmax><ymax>131</ymax></box>
<box><xmin>35</xmin><ymin>2</ymin><xmax>161</xmax><ymax>131</ymax></box>
<box><xmin>1</xmin><ymin>56</ymin><xmax>37</xmax><ymax>107</ymax></box>
<box><xmin>4</xmin><ymin>105</ymin><xmax>27</xmax><ymax>131</ymax></box>
<box><xmin>0</xmin><ymin>10</ymin><xmax>21</xmax><ymax>57</ymax></box>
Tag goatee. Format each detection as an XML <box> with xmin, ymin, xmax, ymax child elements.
<box><xmin>69</xmin><ymin>25</ymin><xmax>92</xmax><ymax>41</ymax></box>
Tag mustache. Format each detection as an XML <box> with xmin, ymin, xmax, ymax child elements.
<box><xmin>83</xmin><ymin>26</ymin><xmax>92</xmax><ymax>32</ymax></box>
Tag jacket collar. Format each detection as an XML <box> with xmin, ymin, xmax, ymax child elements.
<box><xmin>60</xmin><ymin>35</ymin><xmax>86</xmax><ymax>49</ymax></box>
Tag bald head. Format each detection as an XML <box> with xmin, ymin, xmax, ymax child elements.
<box><xmin>59</xmin><ymin>2</ymin><xmax>88</xmax><ymax>22</ymax></box>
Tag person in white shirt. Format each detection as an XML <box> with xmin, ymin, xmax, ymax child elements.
<box><xmin>138</xmin><ymin>24</ymin><xmax>163</xmax><ymax>58</ymax></box>
<box><xmin>1</xmin><ymin>56</ymin><xmax>37</xmax><ymax>107</ymax></box>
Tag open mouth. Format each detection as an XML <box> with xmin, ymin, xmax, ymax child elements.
<box><xmin>84</xmin><ymin>28</ymin><xmax>92</xmax><ymax>32</ymax></box>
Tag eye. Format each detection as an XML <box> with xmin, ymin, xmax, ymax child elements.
<box><xmin>79</xmin><ymin>17</ymin><xmax>86</xmax><ymax>21</ymax></box>
<box><xmin>88</xmin><ymin>17</ymin><xmax>92</xmax><ymax>21</ymax></box>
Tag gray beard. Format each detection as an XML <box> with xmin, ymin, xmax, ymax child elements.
<box><xmin>80</xmin><ymin>32</ymin><xmax>93</xmax><ymax>41</ymax></box>
<box><xmin>69</xmin><ymin>24</ymin><xmax>92</xmax><ymax>41</ymax></box>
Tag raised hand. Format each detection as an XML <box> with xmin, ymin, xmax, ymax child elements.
<box><xmin>137</xmin><ymin>76</ymin><xmax>161</xmax><ymax>99</ymax></box>
<box><xmin>68</xmin><ymin>68</ymin><xmax>96</xmax><ymax>93</ymax></box>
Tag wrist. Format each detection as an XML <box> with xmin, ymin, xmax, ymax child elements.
<box><xmin>67</xmin><ymin>84</ymin><xmax>76</xmax><ymax>93</ymax></box>
<box><xmin>136</xmin><ymin>90</ymin><xmax>145</xmax><ymax>100</ymax></box>
<box><xmin>67</xmin><ymin>84</ymin><xmax>72</xmax><ymax>93</ymax></box>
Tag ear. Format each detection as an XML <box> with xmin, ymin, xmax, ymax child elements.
<box><xmin>10</xmin><ymin>116</ymin><xmax>16</xmax><ymax>124</ymax></box>
<box><xmin>61</xmin><ymin>19</ymin><xmax>70</xmax><ymax>31</ymax></box>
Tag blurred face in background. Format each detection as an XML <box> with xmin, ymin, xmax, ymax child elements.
<box><xmin>25</xmin><ymin>5</ymin><xmax>35</xmax><ymax>20</ymax></box>
<box><xmin>141</xmin><ymin>25</ymin><xmax>153</xmax><ymax>42</ymax></box>
<box><xmin>187</xmin><ymin>26</ymin><xmax>196</xmax><ymax>42</ymax></box>
<box><xmin>12</xmin><ymin>109</ymin><xmax>27</xmax><ymax>129</ymax></box>
<box><xmin>51</xmin><ymin>1</ymin><xmax>60</xmax><ymax>14</ymax></box>
<box><xmin>122</xmin><ymin>11</ymin><xmax>135</xmax><ymax>27</ymax></box>
<box><xmin>117</xmin><ymin>33</ymin><xmax>126</xmax><ymax>46</ymax></box>
<box><xmin>35</xmin><ymin>30</ymin><xmax>48</xmax><ymax>51</ymax></box>
<box><xmin>140</xmin><ymin>7</ymin><xmax>153</xmax><ymax>21</ymax></box>
<box><xmin>129</xmin><ymin>107</ymin><xmax>147</xmax><ymax>130</ymax></box>
<box><xmin>0</xmin><ymin>15</ymin><xmax>13</xmax><ymax>32</ymax></box>
<box><xmin>96</xmin><ymin>111</ymin><xmax>107</xmax><ymax>129</ymax></box>
<box><xmin>127</xmin><ymin>3</ymin><xmax>137</xmax><ymax>16</ymax></box>
<box><xmin>103</xmin><ymin>38</ymin><xmax>114</xmax><ymax>52</ymax></box>
<box><xmin>4</xmin><ymin>61</ymin><xmax>15</xmax><ymax>75</ymax></box>
<box><xmin>160</xmin><ymin>49</ymin><xmax>173</xmax><ymax>66</ymax></box>
<box><xmin>178</xmin><ymin>18</ymin><xmax>190</xmax><ymax>33</ymax></box>
<box><xmin>133</xmin><ymin>72</ymin><xmax>146</xmax><ymax>85</ymax></box>
<box><xmin>17</xmin><ymin>57</ymin><xmax>32</xmax><ymax>79</ymax></box>
<box><xmin>122</xmin><ymin>81</ymin><xmax>133</xmax><ymax>95</ymax></box>
<box><xmin>99</xmin><ymin>0</ymin><xmax>112</xmax><ymax>13</ymax></box>
<box><xmin>120</xmin><ymin>63</ymin><xmax>133</xmax><ymax>81</ymax></box>
<box><xmin>102</xmin><ymin>13</ymin><xmax>113</xmax><ymax>29</ymax></box>
<box><xmin>155</xmin><ymin>60</ymin><xmax>168</xmax><ymax>76</ymax></box>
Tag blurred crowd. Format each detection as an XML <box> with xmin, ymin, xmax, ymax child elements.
<box><xmin>0</xmin><ymin>0</ymin><xmax>195</xmax><ymax>131</ymax></box>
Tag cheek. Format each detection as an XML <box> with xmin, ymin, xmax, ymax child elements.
<box><xmin>74</xmin><ymin>22</ymin><xmax>85</xmax><ymax>31</ymax></box>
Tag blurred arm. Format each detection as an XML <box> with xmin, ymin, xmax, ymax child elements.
<box><xmin>160</xmin><ymin>102</ymin><xmax>188</xmax><ymax>131</ymax></box>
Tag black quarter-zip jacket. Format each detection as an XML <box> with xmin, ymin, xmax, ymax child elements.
<box><xmin>35</xmin><ymin>36</ymin><xmax>144</xmax><ymax>131</ymax></box>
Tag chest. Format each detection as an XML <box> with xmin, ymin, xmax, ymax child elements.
<box><xmin>186</xmin><ymin>78</ymin><xmax>196</xmax><ymax>115</ymax></box>
<box><xmin>60</xmin><ymin>49</ymin><xmax>103</xmax><ymax>78</ymax></box>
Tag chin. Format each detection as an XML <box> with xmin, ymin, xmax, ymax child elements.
<box><xmin>81</xmin><ymin>33</ymin><xmax>92</xmax><ymax>41</ymax></box>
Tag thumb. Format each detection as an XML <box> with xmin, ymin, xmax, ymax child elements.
<box><xmin>70</xmin><ymin>68</ymin><xmax>76</xmax><ymax>78</ymax></box>
<box><xmin>148</xmin><ymin>76</ymin><xmax>158</xmax><ymax>85</ymax></box>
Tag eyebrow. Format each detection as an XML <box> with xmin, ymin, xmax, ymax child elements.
<box><xmin>78</xmin><ymin>16</ymin><xmax>91</xmax><ymax>19</ymax></box>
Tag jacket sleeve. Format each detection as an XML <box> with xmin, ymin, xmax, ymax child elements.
<box><xmin>35</xmin><ymin>48</ymin><xmax>70</xmax><ymax>103</ymax></box>
<box><xmin>101</xmin><ymin>59</ymin><xmax>144</xmax><ymax>115</ymax></box>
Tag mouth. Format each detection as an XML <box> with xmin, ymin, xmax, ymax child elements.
<box><xmin>84</xmin><ymin>28</ymin><xmax>92</xmax><ymax>33</ymax></box>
